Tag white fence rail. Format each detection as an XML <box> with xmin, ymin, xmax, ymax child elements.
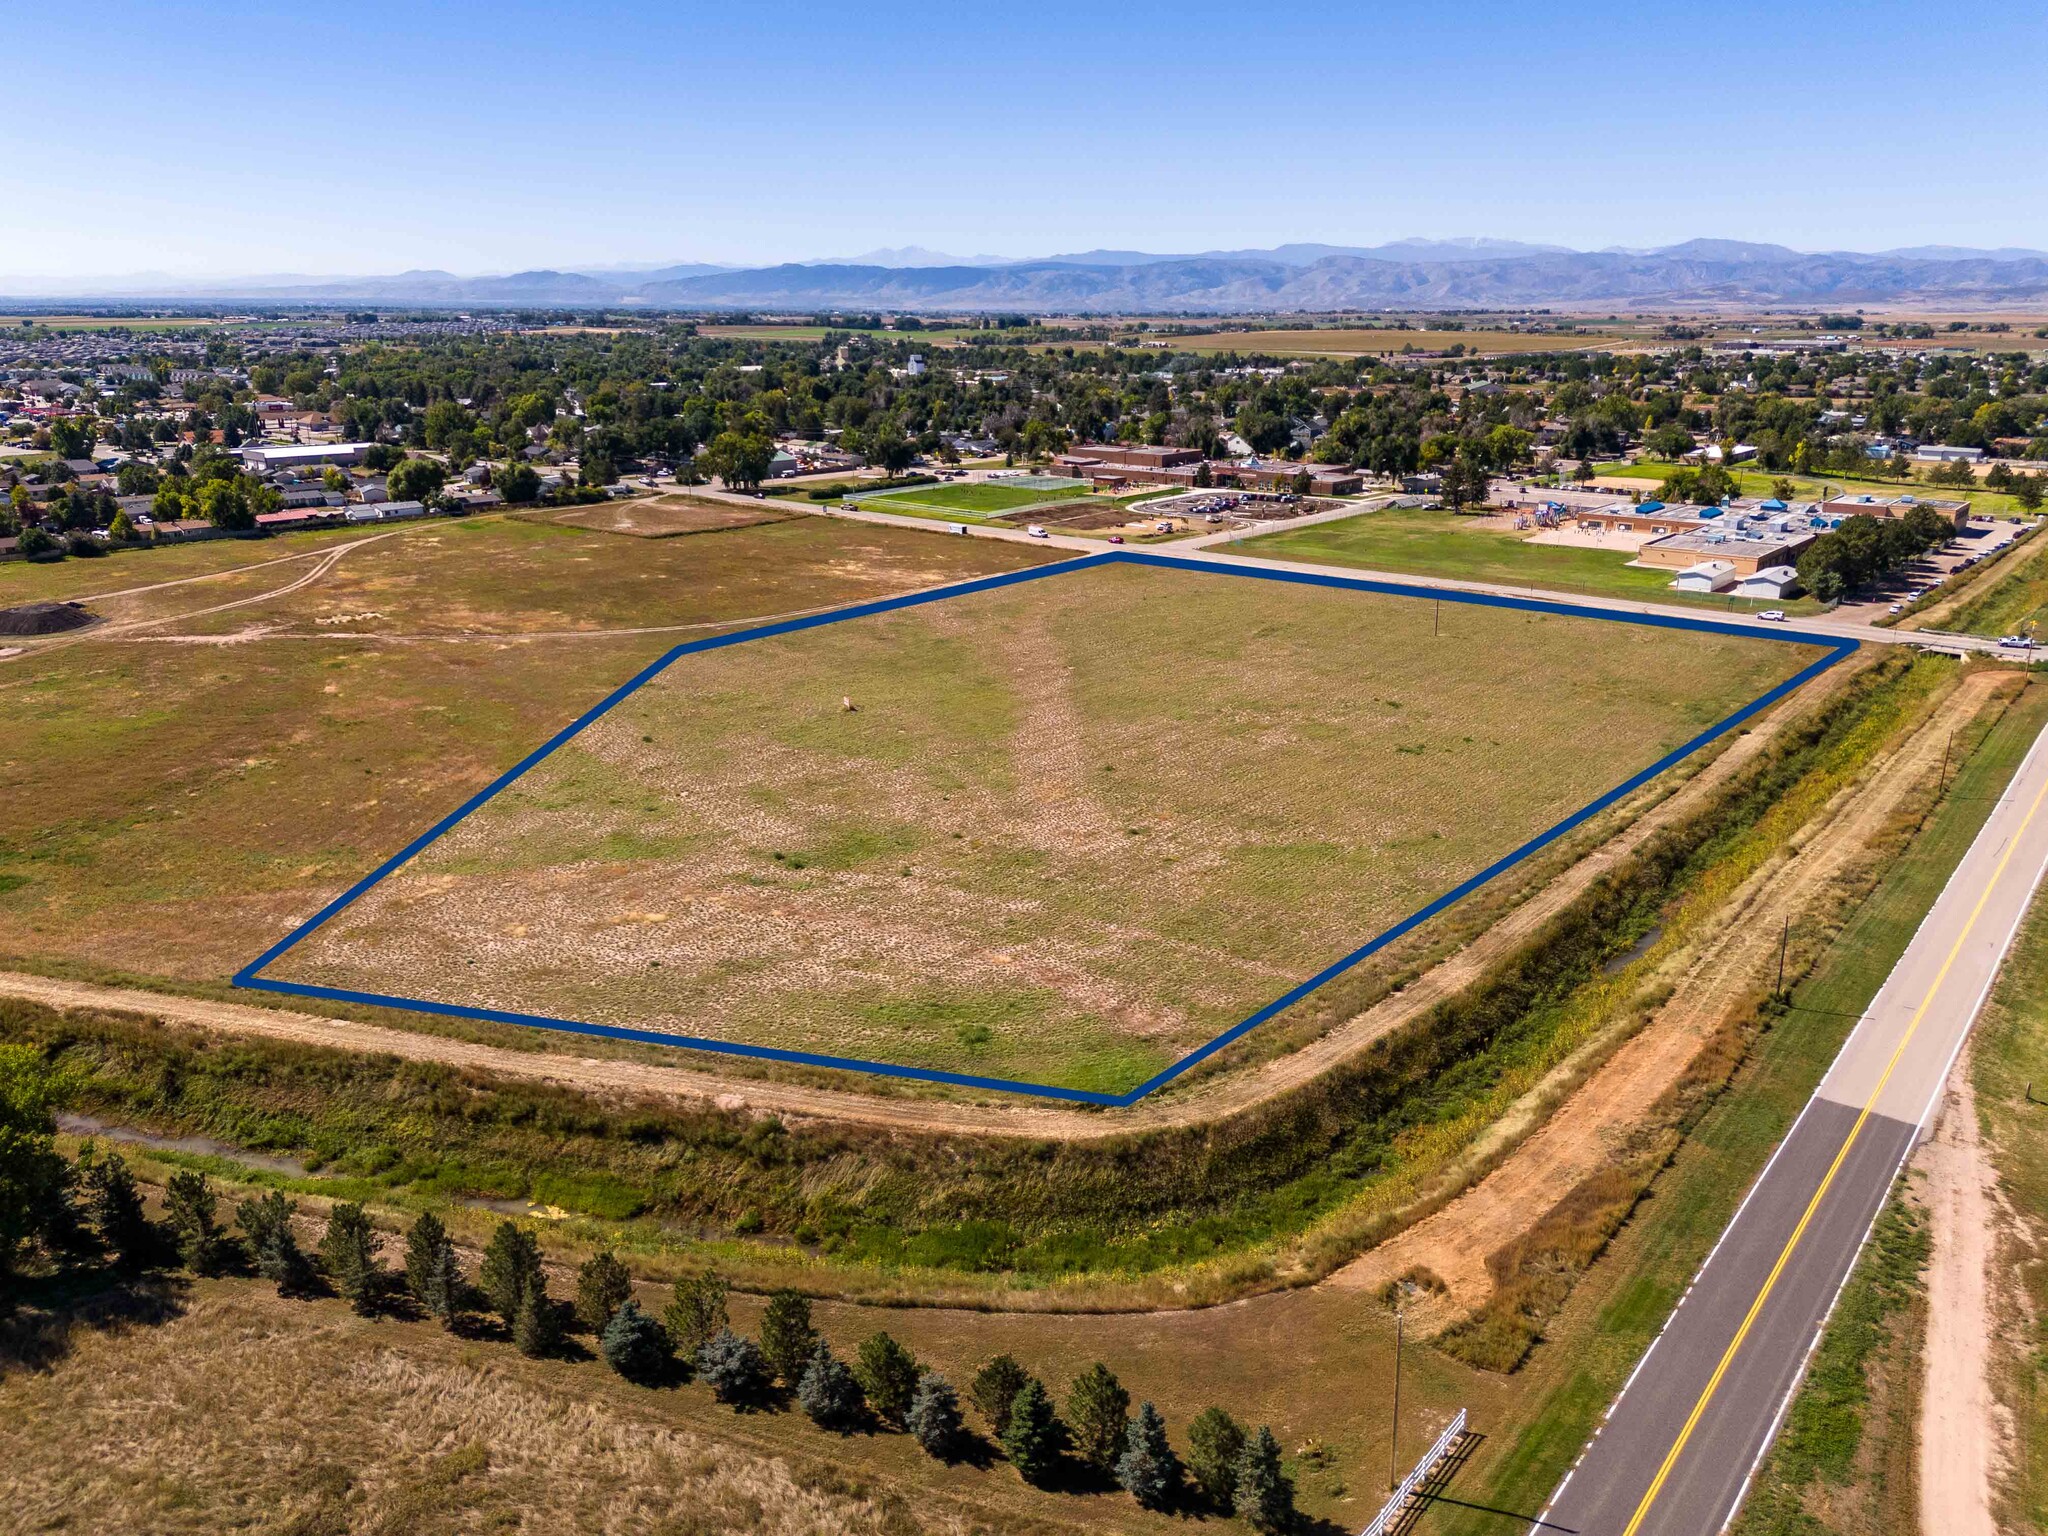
<box><xmin>1359</xmin><ymin>1407</ymin><xmax>1467</xmax><ymax>1536</ymax></box>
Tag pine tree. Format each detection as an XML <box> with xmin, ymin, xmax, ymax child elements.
<box><xmin>1117</xmin><ymin>1402</ymin><xmax>1180</xmax><ymax>1510</ymax></box>
<box><xmin>599</xmin><ymin>1298</ymin><xmax>670</xmax><ymax>1383</ymax></box>
<box><xmin>1001</xmin><ymin>1377</ymin><xmax>1062</xmax><ymax>1486</ymax></box>
<box><xmin>403</xmin><ymin>1211</ymin><xmax>462</xmax><ymax>1326</ymax></box>
<box><xmin>318</xmin><ymin>1202</ymin><xmax>383</xmax><ymax>1315</ymax></box>
<box><xmin>163</xmin><ymin>1170</ymin><xmax>228</xmax><ymax>1275</ymax></box>
<box><xmin>697</xmin><ymin>1326</ymin><xmax>770</xmax><ymax>1407</ymax></box>
<box><xmin>970</xmin><ymin>1354</ymin><xmax>1030</xmax><ymax>1438</ymax></box>
<box><xmin>796</xmin><ymin>1341</ymin><xmax>864</xmax><ymax>1431</ymax></box>
<box><xmin>1233</xmin><ymin>1425</ymin><xmax>1296</xmax><ymax>1535</ymax></box>
<box><xmin>853</xmin><ymin>1332</ymin><xmax>921</xmax><ymax>1427</ymax></box>
<box><xmin>907</xmin><ymin>1372</ymin><xmax>965</xmax><ymax>1461</ymax></box>
<box><xmin>403</xmin><ymin>1211</ymin><xmax>447</xmax><ymax>1305</ymax></box>
<box><xmin>756</xmin><ymin>1288</ymin><xmax>817</xmax><ymax>1386</ymax></box>
<box><xmin>478</xmin><ymin>1220</ymin><xmax>541</xmax><ymax>1324</ymax></box>
<box><xmin>662</xmin><ymin>1269</ymin><xmax>728</xmax><ymax>1358</ymax></box>
<box><xmin>425</xmin><ymin>1237</ymin><xmax>463</xmax><ymax>1325</ymax></box>
<box><xmin>236</xmin><ymin>1190</ymin><xmax>312</xmax><ymax>1295</ymax></box>
<box><xmin>1066</xmin><ymin>1362</ymin><xmax>1132</xmax><ymax>1474</ymax></box>
<box><xmin>575</xmin><ymin>1250</ymin><xmax>632</xmax><ymax>1332</ymax></box>
<box><xmin>513</xmin><ymin>1283</ymin><xmax>562</xmax><ymax>1358</ymax></box>
<box><xmin>1187</xmin><ymin>1406</ymin><xmax>1246</xmax><ymax>1512</ymax></box>
<box><xmin>76</xmin><ymin>1142</ymin><xmax>153</xmax><ymax>1266</ymax></box>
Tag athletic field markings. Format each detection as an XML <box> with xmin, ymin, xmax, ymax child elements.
<box><xmin>233</xmin><ymin>551</ymin><xmax>1858</xmax><ymax>1107</ymax></box>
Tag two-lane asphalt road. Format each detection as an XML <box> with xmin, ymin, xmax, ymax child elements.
<box><xmin>1539</xmin><ymin>711</ymin><xmax>2048</xmax><ymax>1536</ymax></box>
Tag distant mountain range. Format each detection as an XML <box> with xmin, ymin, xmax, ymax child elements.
<box><xmin>12</xmin><ymin>239</ymin><xmax>2048</xmax><ymax>312</ymax></box>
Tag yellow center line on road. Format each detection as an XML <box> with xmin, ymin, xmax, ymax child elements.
<box><xmin>1619</xmin><ymin>759</ymin><xmax>2048</xmax><ymax>1536</ymax></box>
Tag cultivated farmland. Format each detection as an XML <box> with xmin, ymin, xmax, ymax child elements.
<box><xmin>263</xmin><ymin>559</ymin><xmax>1826</xmax><ymax>1095</ymax></box>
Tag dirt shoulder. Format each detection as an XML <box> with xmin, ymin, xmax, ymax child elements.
<box><xmin>1917</xmin><ymin>1062</ymin><xmax>2001</xmax><ymax>1536</ymax></box>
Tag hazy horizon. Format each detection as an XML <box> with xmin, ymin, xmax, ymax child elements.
<box><xmin>6</xmin><ymin>0</ymin><xmax>2046</xmax><ymax>283</ymax></box>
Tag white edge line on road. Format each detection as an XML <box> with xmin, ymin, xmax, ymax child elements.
<box><xmin>1707</xmin><ymin>709</ymin><xmax>2048</xmax><ymax>1533</ymax></box>
<box><xmin>1537</xmin><ymin>699</ymin><xmax>2048</xmax><ymax>1534</ymax></box>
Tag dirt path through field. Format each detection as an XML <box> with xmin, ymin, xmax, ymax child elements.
<box><xmin>1327</xmin><ymin>667</ymin><xmax>2004</xmax><ymax>1314</ymax></box>
<box><xmin>0</xmin><ymin>666</ymin><xmax>1835</xmax><ymax>1144</ymax></box>
<box><xmin>1918</xmin><ymin>1062</ymin><xmax>2002</xmax><ymax>1536</ymax></box>
<box><xmin>1</xmin><ymin>531</ymin><xmax>408</xmax><ymax>662</ymax></box>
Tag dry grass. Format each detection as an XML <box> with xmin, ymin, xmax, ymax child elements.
<box><xmin>548</xmin><ymin>495</ymin><xmax>800</xmax><ymax>539</ymax></box>
<box><xmin>0</xmin><ymin>1284</ymin><xmax>986</xmax><ymax>1536</ymax></box>
<box><xmin>269</xmin><ymin>560</ymin><xmax>1821</xmax><ymax>1094</ymax></box>
<box><xmin>0</xmin><ymin>516</ymin><xmax>1053</xmax><ymax>989</ymax></box>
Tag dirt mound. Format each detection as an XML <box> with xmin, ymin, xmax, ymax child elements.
<box><xmin>0</xmin><ymin>601</ymin><xmax>95</xmax><ymax>636</ymax></box>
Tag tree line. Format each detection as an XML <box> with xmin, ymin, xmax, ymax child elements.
<box><xmin>0</xmin><ymin>1050</ymin><xmax>1301</xmax><ymax>1529</ymax></box>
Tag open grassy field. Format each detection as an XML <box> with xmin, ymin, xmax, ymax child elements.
<box><xmin>0</xmin><ymin>314</ymin><xmax>222</xmax><ymax>330</ymax></box>
<box><xmin>1232</xmin><ymin>504</ymin><xmax>1821</xmax><ymax>612</ymax></box>
<box><xmin>865</xmin><ymin>482</ymin><xmax>1086</xmax><ymax>515</ymax></box>
<box><xmin>545</xmin><ymin>493</ymin><xmax>799</xmax><ymax>538</ymax></box>
<box><xmin>1144</xmin><ymin>327</ymin><xmax>1617</xmax><ymax>357</ymax></box>
<box><xmin>263</xmin><ymin>559</ymin><xmax>1824</xmax><ymax>1096</ymax></box>
<box><xmin>0</xmin><ymin>515</ymin><xmax>1055</xmax><ymax>994</ymax></box>
<box><xmin>1595</xmin><ymin>459</ymin><xmax>2042</xmax><ymax>518</ymax></box>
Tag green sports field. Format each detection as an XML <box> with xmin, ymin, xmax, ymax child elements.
<box><xmin>865</xmin><ymin>482</ymin><xmax>1085</xmax><ymax>515</ymax></box>
<box><xmin>264</xmin><ymin>559</ymin><xmax>1827</xmax><ymax>1096</ymax></box>
<box><xmin>1235</xmin><ymin>504</ymin><xmax>1823</xmax><ymax>612</ymax></box>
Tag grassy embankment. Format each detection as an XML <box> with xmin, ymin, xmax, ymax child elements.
<box><xmin>0</xmin><ymin>652</ymin><xmax>1955</xmax><ymax>1313</ymax></box>
<box><xmin>1234</xmin><ymin>503</ymin><xmax>1822</xmax><ymax>612</ymax></box>
<box><xmin>1433</xmin><ymin>667</ymin><xmax>2048</xmax><ymax>1533</ymax></box>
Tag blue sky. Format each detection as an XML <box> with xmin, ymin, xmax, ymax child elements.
<box><xmin>6</xmin><ymin>0</ymin><xmax>2045</xmax><ymax>278</ymax></box>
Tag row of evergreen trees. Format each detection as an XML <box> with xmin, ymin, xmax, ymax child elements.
<box><xmin>41</xmin><ymin>1149</ymin><xmax>1298</xmax><ymax>1530</ymax></box>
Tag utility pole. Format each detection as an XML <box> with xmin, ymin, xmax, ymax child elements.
<box><xmin>1777</xmin><ymin>916</ymin><xmax>1790</xmax><ymax>997</ymax></box>
<box><xmin>1940</xmin><ymin>729</ymin><xmax>1953</xmax><ymax>791</ymax></box>
<box><xmin>1389</xmin><ymin>1305</ymin><xmax>1405</xmax><ymax>1492</ymax></box>
<box><xmin>1433</xmin><ymin>598</ymin><xmax>1441</xmax><ymax>637</ymax></box>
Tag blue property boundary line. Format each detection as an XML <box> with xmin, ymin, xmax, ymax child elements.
<box><xmin>234</xmin><ymin>551</ymin><xmax>1858</xmax><ymax>1107</ymax></box>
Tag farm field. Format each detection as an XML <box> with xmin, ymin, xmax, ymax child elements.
<box><xmin>1232</xmin><ymin>503</ymin><xmax>1822</xmax><ymax>612</ymax></box>
<box><xmin>260</xmin><ymin>558</ymin><xmax>1827</xmax><ymax>1097</ymax></box>
<box><xmin>0</xmin><ymin>514</ymin><xmax>1055</xmax><ymax>994</ymax></box>
<box><xmin>1142</xmin><ymin>327</ymin><xmax>1619</xmax><ymax>357</ymax></box>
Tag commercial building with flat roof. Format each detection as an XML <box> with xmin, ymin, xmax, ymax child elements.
<box><xmin>241</xmin><ymin>441</ymin><xmax>372</xmax><ymax>472</ymax></box>
<box><xmin>1820</xmin><ymin>492</ymin><xmax>1970</xmax><ymax>532</ymax></box>
<box><xmin>1636</xmin><ymin>524</ymin><xmax>1816</xmax><ymax>576</ymax></box>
